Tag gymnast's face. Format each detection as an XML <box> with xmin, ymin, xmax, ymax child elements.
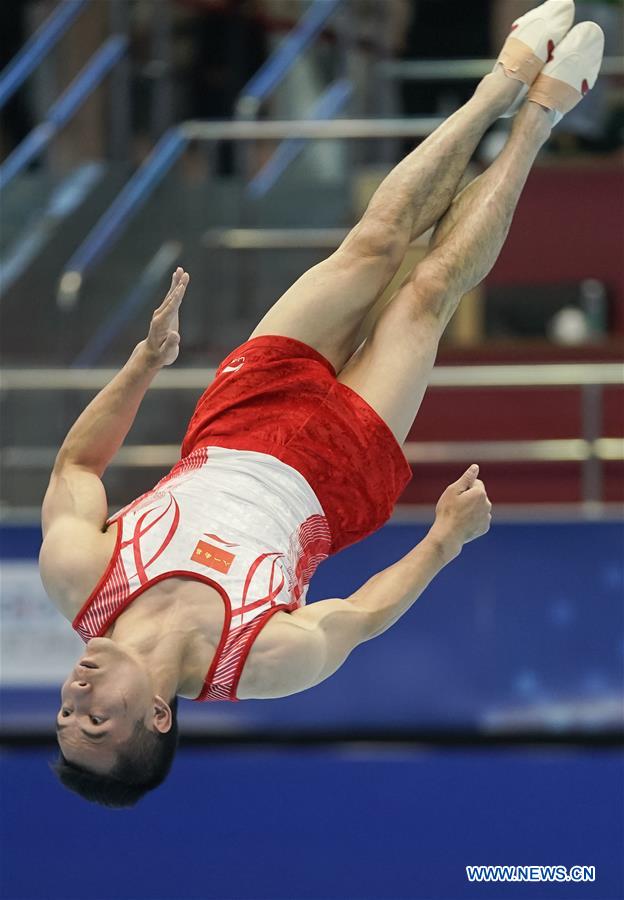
<box><xmin>56</xmin><ymin>638</ymin><xmax>155</xmax><ymax>773</ymax></box>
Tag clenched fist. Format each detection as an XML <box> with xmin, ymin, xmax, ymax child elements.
<box><xmin>430</xmin><ymin>464</ymin><xmax>492</xmax><ymax>557</ymax></box>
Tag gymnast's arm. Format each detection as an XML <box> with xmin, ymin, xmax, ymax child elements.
<box><xmin>51</xmin><ymin>270</ymin><xmax>189</xmax><ymax>478</ymax></box>
<box><xmin>267</xmin><ymin>465</ymin><xmax>491</xmax><ymax>694</ymax></box>
<box><xmin>38</xmin><ymin>270</ymin><xmax>190</xmax><ymax>607</ymax></box>
<box><xmin>38</xmin><ymin>341</ymin><xmax>163</xmax><ymax>608</ymax></box>
<box><xmin>343</xmin><ymin>466</ymin><xmax>492</xmax><ymax>641</ymax></box>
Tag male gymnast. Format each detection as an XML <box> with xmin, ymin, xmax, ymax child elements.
<box><xmin>38</xmin><ymin>1</ymin><xmax>603</xmax><ymax>806</ymax></box>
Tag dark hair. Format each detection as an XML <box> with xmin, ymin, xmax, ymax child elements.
<box><xmin>49</xmin><ymin>695</ymin><xmax>179</xmax><ymax>808</ymax></box>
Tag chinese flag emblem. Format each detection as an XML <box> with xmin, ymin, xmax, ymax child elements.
<box><xmin>191</xmin><ymin>540</ymin><xmax>235</xmax><ymax>574</ymax></box>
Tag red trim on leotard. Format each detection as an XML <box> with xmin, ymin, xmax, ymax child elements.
<box><xmin>76</xmin><ymin>569</ymin><xmax>232</xmax><ymax>641</ymax></box>
<box><xmin>75</xmin><ymin>566</ymin><xmax>235</xmax><ymax>702</ymax></box>
<box><xmin>238</xmin><ymin>551</ymin><xmax>285</xmax><ymax>619</ymax></box>
<box><xmin>72</xmin><ymin>520</ymin><xmax>123</xmax><ymax>631</ymax></box>
<box><xmin>229</xmin><ymin>601</ymin><xmax>300</xmax><ymax>701</ymax></box>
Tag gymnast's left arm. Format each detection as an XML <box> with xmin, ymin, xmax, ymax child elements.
<box><xmin>54</xmin><ymin>269</ymin><xmax>189</xmax><ymax>476</ymax></box>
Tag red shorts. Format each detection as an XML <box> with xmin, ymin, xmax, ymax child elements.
<box><xmin>181</xmin><ymin>335</ymin><xmax>412</xmax><ymax>554</ymax></box>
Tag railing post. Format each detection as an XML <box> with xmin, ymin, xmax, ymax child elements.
<box><xmin>0</xmin><ymin>36</ymin><xmax>128</xmax><ymax>190</ymax></box>
<box><xmin>108</xmin><ymin>0</ymin><xmax>131</xmax><ymax>164</ymax></box>
<box><xmin>0</xmin><ymin>0</ymin><xmax>90</xmax><ymax>109</ymax></box>
<box><xmin>581</xmin><ymin>382</ymin><xmax>603</xmax><ymax>507</ymax></box>
<box><xmin>375</xmin><ymin>0</ymin><xmax>400</xmax><ymax>165</ymax></box>
<box><xmin>149</xmin><ymin>0</ymin><xmax>173</xmax><ymax>142</ymax></box>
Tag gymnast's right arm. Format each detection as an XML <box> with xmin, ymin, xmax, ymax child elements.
<box><xmin>38</xmin><ymin>272</ymin><xmax>190</xmax><ymax>607</ymax></box>
<box><xmin>37</xmin><ymin>340</ymin><xmax>160</xmax><ymax>606</ymax></box>
<box><xmin>270</xmin><ymin>465</ymin><xmax>491</xmax><ymax>693</ymax></box>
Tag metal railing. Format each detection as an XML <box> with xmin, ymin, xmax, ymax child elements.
<box><xmin>3</xmin><ymin>362</ymin><xmax>620</xmax><ymax>391</ymax></box>
<box><xmin>46</xmin><ymin>0</ymin><xmax>352</xmax><ymax>340</ymax></box>
<box><xmin>0</xmin><ymin>0</ymin><xmax>90</xmax><ymax>109</ymax></box>
<box><xmin>0</xmin><ymin>0</ymin><xmax>131</xmax><ymax>299</ymax></box>
<box><xmin>202</xmin><ymin>224</ymin><xmax>439</xmax><ymax>250</ymax></box>
<box><xmin>235</xmin><ymin>0</ymin><xmax>345</xmax><ymax>120</ymax></box>
<box><xmin>202</xmin><ymin>227</ymin><xmax>362</xmax><ymax>250</ymax></box>
<box><xmin>71</xmin><ymin>240</ymin><xmax>182</xmax><ymax>368</ymax></box>
<box><xmin>55</xmin><ymin>116</ymin><xmax>443</xmax><ymax>309</ymax></box>
<box><xmin>1</xmin><ymin>438</ymin><xmax>621</xmax><ymax>468</ymax></box>
<box><xmin>0</xmin><ymin>161</ymin><xmax>106</xmax><ymax>294</ymax></box>
<box><xmin>183</xmin><ymin>118</ymin><xmax>445</xmax><ymax>140</ymax></box>
<box><xmin>247</xmin><ymin>78</ymin><xmax>353</xmax><ymax>198</ymax></box>
<box><xmin>379</xmin><ymin>56</ymin><xmax>624</xmax><ymax>82</ymax></box>
<box><xmin>57</xmin><ymin>127</ymin><xmax>189</xmax><ymax>308</ymax></box>
<box><xmin>1</xmin><ymin>363</ymin><xmax>622</xmax><ymax>506</ymax></box>
<box><xmin>234</xmin><ymin>0</ymin><xmax>349</xmax><ymax>196</ymax></box>
<box><xmin>0</xmin><ymin>35</ymin><xmax>128</xmax><ymax>190</ymax></box>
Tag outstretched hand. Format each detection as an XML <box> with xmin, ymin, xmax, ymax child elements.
<box><xmin>144</xmin><ymin>268</ymin><xmax>190</xmax><ymax>368</ymax></box>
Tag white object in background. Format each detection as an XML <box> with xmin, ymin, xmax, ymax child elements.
<box><xmin>547</xmin><ymin>306</ymin><xmax>591</xmax><ymax>345</ymax></box>
<box><xmin>0</xmin><ymin>562</ymin><xmax>84</xmax><ymax>685</ymax></box>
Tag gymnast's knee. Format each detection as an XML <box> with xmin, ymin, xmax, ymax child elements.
<box><xmin>340</xmin><ymin>216</ymin><xmax>410</xmax><ymax>274</ymax></box>
<box><xmin>403</xmin><ymin>258</ymin><xmax>458</xmax><ymax>324</ymax></box>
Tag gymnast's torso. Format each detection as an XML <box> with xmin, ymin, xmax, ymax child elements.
<box><xmin>49</xmin><ymin>446</ymin><xmax>333</xmax><ymax>701</ymax></box>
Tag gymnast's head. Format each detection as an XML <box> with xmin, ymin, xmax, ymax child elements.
<box><xmin>50</xmin><ymin>637</ymin><xmax>179</xmax><ymax>807</ymax></box>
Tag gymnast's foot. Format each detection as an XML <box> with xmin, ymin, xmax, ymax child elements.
<box><xmin>490</xmin><ymin>0</ymin><xmax>576</xmax><ymax>118</ymax></box>
<box><xmin>527</xmin><ymin>21</ymin><xmax>605</xmax><ymax>126</ymax></box>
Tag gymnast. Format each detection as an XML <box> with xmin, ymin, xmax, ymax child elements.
<box><xmin>38</xmin><ymin>1</ymin><xmax>603</xmax><ymax>806</ymax></box>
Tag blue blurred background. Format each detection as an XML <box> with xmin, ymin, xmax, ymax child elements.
<box><xmin>1</xmin><ymin>1</ymin><xmax>623</xmax><ymax>899</ymax></box>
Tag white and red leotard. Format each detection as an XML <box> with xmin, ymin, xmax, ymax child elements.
<box><xmin>72</xmin><ymin>446</ymin><xmax>332</xmax><ymax>701</ymax></box>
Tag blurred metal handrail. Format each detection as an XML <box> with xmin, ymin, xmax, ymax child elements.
<box><xmin>1</xmin><ymin>363</ymin><xmax>621</xmax><ymax>390</ymax></box>
<box><xmin>235</xmin><ymin>0</ymin><xmax>348</xmax><ymax>194</ymax></box>
<box><xmin>0</xmin><ymin>161</ymin><xmax>106</xmax><ymax>295</ymax></box>
<box><xmin>57</xmin><ymin>127</ymin><xmax>188</xmax><ymax>309</ymax></box>
<box><xmin>0</xmin><ymin>0</ymin><xmax>90</xmax><ymax>109</ymax></box>
<box><xmin>403</xmin><ymin>438</ymin><xmax>624</xmax><ymax>463</ymax></box>
<box><xmin>71</xmin><ymin>240</ymin><xmax>182</xmax><ymax>368</ymax></box>
<box><xmin>379</xmin><ymin>56</ymin><xmax>624</xmax><ymax>82</ymax></box>
<box><xmin>182</xmin><ymin>118</ymin><xmax>443</xmax><ymax>141</ymax></box>
<box><xmin>247</xmin><ymin>77</ymin><xmax>353</xmax><ymax>197</ymax></box>
<box><xmin>202</xmin><ymin>226</ymin><xmax>433</xmax><ymax>249</ymax></box>
<box><xmin>2</xmin><ymin>365</ymin><xmax>620</xmax><ymax>505</ymax></box>
<box><xmin>235</xmin><ymin>0</ymin><xmax>345</xmax><ymax>119</ymax></box>
<box><xmin>203</xmin><ymin>227</ymin><xmax>351</xmax><ymax>249</ymax></box>
<box><xmin>55</xmin><ymin>116</ymin><xmax>441</xmax><ymax>309</ymax></box>
<box><xmin>0</xmin><ymin>35</ymin><xmax>128</xmax><ymax>190</ymax></box>
<box><xmin>2</xmin><ymin>439</ymin><xmax>622</xmax><ymax>470</ymax></box>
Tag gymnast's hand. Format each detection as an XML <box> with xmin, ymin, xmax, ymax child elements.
<box><xmin>144</xmin><ymin>267</ymin><xmax>190</xmax><ymax>368</ymax></box>
<box><xmin>431</xmin><ymin>464</ymin><xmax>492</xmax><ymax>554</ymax></box>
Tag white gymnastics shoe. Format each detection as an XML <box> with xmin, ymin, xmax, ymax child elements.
<box><xmin>527</xmin><ymin>21</ymin><xmax>605</xmax><ymax>126</ymax></box>
<box><xmin>496</xmin><ymin>0</ymin><xmax>576</xmax><ymax>118</ymax></box>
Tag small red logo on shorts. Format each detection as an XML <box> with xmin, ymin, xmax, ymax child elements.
<box><xmin>547</xmin><ymin>39</ymin><xmax>555</xmax><ymax>63</ymax></box>
<box><xmin>192</xmin><ymin>539</ymin><xmax>236</xmax><ymax>573</ymax></box>
<box><xmin>581</xmin><ymin>78</ymin><xmax>589</xmax><ymax>95</ymax></box>
<box><xmin>221</xmin><ymin>356</ymin><xmax>246</xmax><ymax>375</ymax></box>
